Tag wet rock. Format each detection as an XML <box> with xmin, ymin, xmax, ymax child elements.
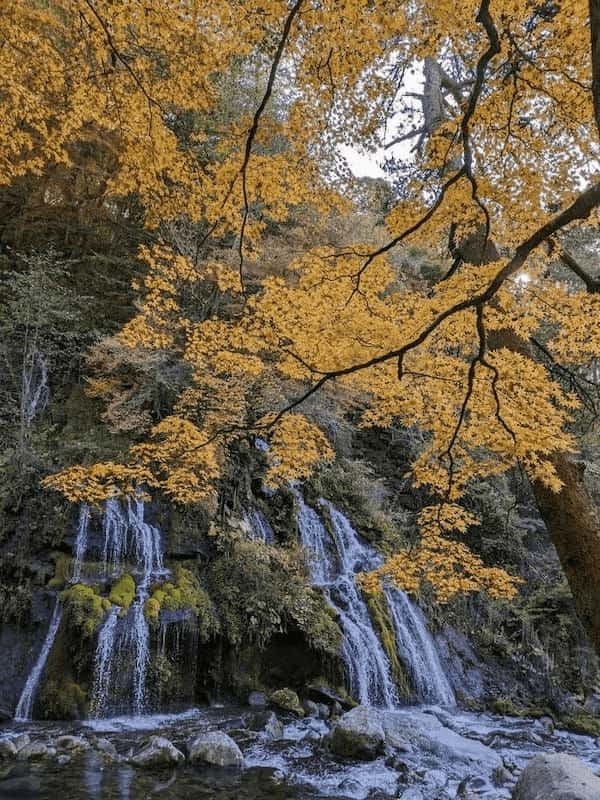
<box><xmin>0</xmin><ymin>707</ymin><xmax>12</xmax><ymax>723</ymax></box>
<box><xmin>328</xmin><ymin>705</ymin><xmax>385</xmax><ymax>760</ymax></box>
<box><xmin>536</xmin><ymin>716</ymin><xmax>555</xmax><ymax>736</ymax></box>
<box><xmin>56</xmin><ymin>735</ymin><xmax>90</xmax><ymax>752</ymax></box>
<box><xmin>316</xmin><ymin>702</ymin><xmax>330</xmax><ymax>719</ymax></box>
<box><xmin>130</xmin><ymin>736</ymin><xmax>185</xmax><ymax>768</ymax></box>
<box><xmin>382</xmin><ymin>710</ymin><xmax>502</xmax><ymax>772</ymax></box>
<box><xmin>492</xmin><ymin>764</ymin><xmax>514</xmax><ymax>786</ymax></box>
<box><xmin>17</xmin><ymin>742</ymin><xmax>55</xmax><ymax>761</ymax></box>
<box><xmin>247</xmin><ymin>711</ymin><xmax>284</xmax><ymax>740</ymax></box>
<box><xmin>269</xmin><ymin>688</ymin><xmax>304</xmax><ymax>717</ymax></box>
<box><xmin>512</xmin><ymin>753</ymin><xmax>600</xmax><ymax>800</ymax></box>
<box><xmin>398</xmin><ymin>789</ymin><xmax>424</xmax><ymax>800</ymax></box>
<box><xmin>302</xmin><ymin>699</ymin><xmax>320</xmax><ymax>717</ymax></box>
<box><xmin>93</xmin><ymin>737</ymin><xmax>119</xmax><ymax>760</ymax></box>
<box><xmin>583</xmin><ymin>694</ymin><xmax>600</xmax><ymax>716</ymax></box>
<box><xmin>187</xmin><ymin>731</ymin><xmax>244</xmax><ymax>768</ymax></box>
<box><xmin>0</xmin><ymin>739</ymin><xmax>17</xmax><ymax>759</ymax></box>
<box><xmin>248</xmin><ymin>691</ymin><xmax>267</xmax><ymax>708</ymax></box>
<box><xmin>11</xmin><ymin>735</ymin><xmax>30</xmax><ymax>752</ymax></box>
<box><xmin>306</xmin><ymin>683</ymin><xmax>354</xmax><ymax>710</ymax></box>
<box><xmin>56</xmin><ymin>754</ymin><xmax>71</xmax><ymax>766</ymax></box>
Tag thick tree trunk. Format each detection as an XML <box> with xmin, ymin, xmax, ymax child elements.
<box><xmin>533</xmin><ymin>453</ymin><xmax>600</xmax><ymax>653</ymax></box>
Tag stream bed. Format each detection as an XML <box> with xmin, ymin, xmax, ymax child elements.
<box><xmin>1</xmin><ymin>704</ymin><xmax>599</xmax><ymax>800</ymax></box>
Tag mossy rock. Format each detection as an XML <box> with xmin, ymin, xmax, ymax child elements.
<box><xmin>39</xmin><ymin>679</ymin><xmax>87</xmax><ymax>720</ymax></box>
<box><xmin>560</xmin><ymin>713</ymin><xmax>600</xmax><ymax>738</ymax></box>
<box><xmin>364</xmin><ymin>589</ymin><xmax>411</xmax><ymax>700</ymax></box>
<box><xmin>48</xmin><ymin>553</ymin><xmax>73</xmax><ymax>589</ymax></box>
<box><xmin>108</xmin><ymin>574</ymin><xmax>135</xmax><ymax>610</ymax></box>
<box><xmin>144</xmin><ymin>566</ymin><xmax>216</xmax><ymax>639</ymax></box>
<box><xmin>269</xmin><ymin>688</ymin><xmax>304</xmax><ymax>717</ymax></box>
<box><xmin>60</xmin><ymin>583</ymin><xmax>111</xmax><ymax>636</ymax></box>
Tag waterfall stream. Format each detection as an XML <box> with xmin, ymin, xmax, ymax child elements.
<box><xmin>294</xmin><ymin>489</ymin><xmax>398</xmax><ymax>707</ymax></box>
<box><xmin>14</xmin><ymin>601</ymin><xmax>63</xmax><ymax>721</ymax></box>
<box><xmin>294</xmin><ymin>489</ymin><xmax>454</xmax><ymax>708</ymax></box>
<box><xmin>385</xmin><ymin>586</ymin><xmax>456</xmax><ymax>706</ymax></box>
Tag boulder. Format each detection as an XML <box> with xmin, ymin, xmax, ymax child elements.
<box><xmin>302</xmin><ymin>699</ymin><xmax>320</xmax><ymax>717</ymax></box>
<box><xmin>269</xmin><ymin>688</ymin><xmax>304</xmax><ymax>717</ymax></box>
<box><xmin>328</xmin><ymin>706</ymin><xmax>385</xmax><ymax>760</ymax></box>
<box><xmin>382</xmin><ymin>710</ymin><xmax>501</xmax><ymax>772</ymax></box>
<box><xmin>0</xmin><ymin>738</ymin><xmax>17</xmax><ymax>759</ymax></box>
<box><xmin>17</xmin><ymin>742</ymin><xmax>55</xmax><ymax>761</ymax></box>
<box><xmin>187</xmin><ymin>732</ymin><xmax>244</xmax><ymax>768</ymax></box>
<box><xmin>11</xmin><ymin>734</ymin><xmax>30</xmax><ymax>752</ymax></box>
<box><xmin>248</xmin><ymin>691</ymin><xmax>267</xmax><ymax>708</ymax></box>
<box><xmin>93</xmin><ymin>737</ymin><xmax>119</xmax><ymax>760</ymax></box>
<box><xmin>56</xmin><ymin>735</ymin><xmax>90</xmax><ymax>752</ymax></box>
<box><xmin>247</xmin><ymin>711</ymin><xmax>284</xmax><ymax>740</ymax></box>
<box><xmin>130</xmin><ymin>736</ymin><xmax>185</xmax><ymax>768</ymax></box>
<box><xmin>512</xmin><ymin>753</ymin><xmax>600</xmax><ymax>800</ymax></box>
<box><xmin>306</xmin><ymin>683</ymin><xmax>354</xmax><ymax>710</ymax></box>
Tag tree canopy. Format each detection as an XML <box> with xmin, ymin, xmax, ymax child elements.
<box><xmin>4</xmin><ymin>0</ymin><xmax>599</xmax><ymax>605</ymax></box>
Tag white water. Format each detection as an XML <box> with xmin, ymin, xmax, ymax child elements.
<box><xmin>14</xmin><ymin>601</ymin><xmax>63</xmax><ymax>721</ymax></box>
<box><xmin>294</xmin><ymin>491</ymin><xmax>398</xmax><ymax>707</ymax></box>
<box><xmin>90</xmin><ymin>606</ymin><xmax>120</xmax><ymax>717</ymax></box>
<box><xmin>72</xmin><ymin>503</ymin><xmax>90</xmax><ymax>582</ymax></box>
<box><xmin>248</xmin><ymin>508</ymin><xmax>275</xmax><ymax>544</ymax></box>
<box><xmin>385</xmin><ymin>586</ymin><xmax>456</xmax><ymax>706</ymax></box>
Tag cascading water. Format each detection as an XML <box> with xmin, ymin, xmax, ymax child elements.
<box><xmin>72</xmin><ymin>503</ymin><xmax>90</xmax><ymax>582</ymax></box>
<box><xmin>14</xmin><ymin>601</ymin><xmax>63</xmax><ymax>721</ymax></box>
<box><xmin>87</xmin><ymin>497</ymin><xmax>167</xmax><ymax>717</ymax></box>
<box><xmin>248</xmin><ymin>508</ymin><xmax>275</xmax><ymax>544</ymax></box>
<box><xmin>385</xmin><ymin>586</ymin><xmax>456</xmax><ymax>706</ymax></box>
<box><xmin>293</xmin><ymin>489</ymin><xmax>398</xmax><ymax>708</ymax></box>
<box><xmin>90</xmin><ymin>606</ymin><xmax>120</xmax><ymax>717</ymax></box>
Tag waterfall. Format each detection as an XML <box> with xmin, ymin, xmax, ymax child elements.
<box><xmin>14</xmin><ymin>601</ymin><xmax>63</xmax><ymax>721</ymax></box>
<box><xmin>294</xmin><ymin>490</ymin><xmax>398</xmax><ymax>708</ymax></box>
<box><xmin>90</xmin><ymin>606</ymin><xmax>120</xmax><ymax>717</ymax></box>
<box><xmin>385</xmin><ymin>586</ymin><xmax>456</xmax><ymax>706</ymax></box>
<box><xmin>72</xmin><ymin>503</ymin><xmax>90</xmax><ymax>582</ymax></box>
<box><xmin>87</xmin><ymin>497</ymin><xmax>167</xmax><ymax>717</ymax></box>
<box><xmin>248</xmin><ymin>508</ymin><xmax>275</xmax><ymax>544</ymax></box>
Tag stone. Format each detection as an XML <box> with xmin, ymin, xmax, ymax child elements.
<box><xmin>306</xmin><ymin>683</ymin><xmax>354</xmax><ymax>710</ymax></box>
<box><xmin>302</xmin><ymin>699</ymin><xmax>320</xmax><ymax>717</ymax></box>
<box><xmin>247</xmin><ymin>711</ymin><xmax>284</xmax><ymax>740</ymax></box>
<box><xmin>382</xmin><ymin>710</ymin><xmax>501</xmax><ymax>772</ymax></box>
<box><xmin>584</xmin><ymin>694</ymin><xmax>600</xmax><ymax>716</ymax></box>
<box><xmin>12</xmin><ymin>734</ymin><xmax>30</xmax><ymax>752</ymax></box>
<box><xmin>328</xmin><ymin>705</ymin><xmax>385</xmax><ymax>760</ymax></box>
<box><xmin>512</xmin><ymin>753</ymin><xmax>600</xmax><ymax>800</ymax></box>
<box><xmin>269</xmin><ymin>688</ymin><xmax>304</xmax><ymax>717</ymax></box>
<box><xmin>93</xmin><ymin>737</ymin><xmax>119</xmax><ymax>760</ymax></box>
<box><xmin>56</xmin><ymin>754</ymin><xmax>71</xmax><ymax>766</ymax></box>
<box><xmin>537</xmin><ymin>716</ymin><xmax>555</xmax><ymax>736</ymax></box>
<box><xmin>17</xmin><ymin>742</ymin><xmax>54</xmax><ymax>761</ymax></box>
<box><xmin>187</xmin><ymin>732</ymin><xmax>244</xmax><ymax>768</ymax></box>
<box><xmin>0</xmin><ymin>707</ymin><xmax>12</xmax><ymax>723</ymax></box>
<box><xmin>398</xmin><ymin>789</ymin><xmax>424</xmax><ymax>800</ymax></box>
<box><xmin>248</xmin><ymin>691</ymin><xmax>267</xmax><ymax>708</ymax></box>
<box><xmin>0</xmin><ymin>738</ymin><xmax>17</xmax><ymax>759</ymax></box>
<box><xmin>130</xmin><ymin>736</ymin><xmax>185</xmax><ymax>768</ymax></box>
<box><xmin>492</xmin><ymin>765</ymin><xmax>514</xmax><ymax>787</ymax></box>
<box><xmin>316</xmin><ymin>703</ymin><xmax>330</xmax><ymax>719</ymax></box>
<box><xmin>56</xmin><ymin>735</ymin><xmax>90</xmax><ymax>752</ymax></box>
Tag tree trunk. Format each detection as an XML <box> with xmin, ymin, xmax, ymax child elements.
<box><xmin>533</xmin><ymin>453</ymin><xmax>600</xmax><ymax>653</ymax></box>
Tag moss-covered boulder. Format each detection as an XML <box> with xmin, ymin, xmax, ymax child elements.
<box><xmin>269</xmin><ymin>688</ymin><xmax>304</xmax><ymax>717</ymax></box>
<box><xmin>60</xmin><ymin>584</ymin><xmax>111</xmax><ymax>636</ymax></box>
<box><xmin>108</xmin><ymin>574</ymin><xmax>135</xmax><ymax>610</ymax></box>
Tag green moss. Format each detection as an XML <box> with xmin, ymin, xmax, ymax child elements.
<box><xmin>364</xmin><ymin>589</ymin><xmax>411</xmax><ymax>700</ymax></box>
<box><xmin>560</xmin><ymin>713</ymin><xmax>600</xmax><ymax>738</ymax></box>
<box><xmin>145</xmin><ymin>566</ymin><xmax>216</xmax><ymax>639</ymax></box>
<box><xmin>108</xmin><ymin>574</ymin><xmax>135</xmax><ymax>609</ymax></box>
<box><xmin>60</xmin><ymin>583</ymin><xmax>111</xmax><ymax>636</ymax></box>
<box><xmin>48</xmin><ymin>553</ymin><xmax>72</xmax><ymax>589</ymax></box>
<box><xmin>38</xmin><ymin>679</ymin><xmax>87</xmax><ymax>720</ymax></box>
<box><xmin>288</xmin><ymin>589</ymin><xmax>342</xmax><ymax>656</ymax></box>
<box><xmin>269</xmin><ymin>688</ymin><xmax>304</xmax><ymax>717</ymax></box>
